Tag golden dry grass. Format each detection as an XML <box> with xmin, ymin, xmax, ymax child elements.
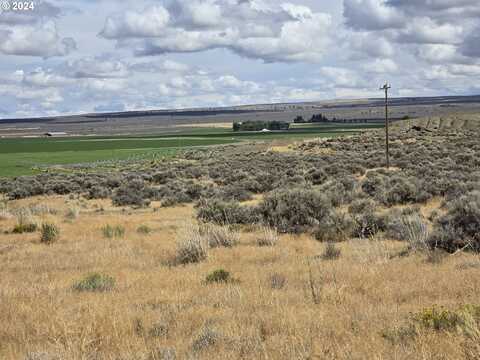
<box><xmin>1</xmin><ymin>196</ymin><xmax>479</xmax><ymax>359</ymax></box>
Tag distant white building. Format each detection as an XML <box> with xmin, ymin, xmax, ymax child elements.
<box><xmin>261</xmin><ymin>128</ymin><xmax>271</xmax><ymax>132</ymax></box>
<box><xmin>44</xmin><ymin>132</ymin><xmax>67</xmax><ymax>137</ymax></box>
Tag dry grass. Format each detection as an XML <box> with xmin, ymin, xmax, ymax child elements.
<box><xmin>1</xmin><ymin>195</ymin><xmax>479</xmax><ymax>359</ymax></box>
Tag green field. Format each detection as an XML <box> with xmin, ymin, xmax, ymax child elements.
<box><xmin>0</xmin><ymin>123</ymin><xmax>382</xmax><ymax>177</ymax></box>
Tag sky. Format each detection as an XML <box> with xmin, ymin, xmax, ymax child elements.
<box><xmin>0</xmin><ymin>0</ymin><xmax>480</xmax><ymax>118</ymax></box>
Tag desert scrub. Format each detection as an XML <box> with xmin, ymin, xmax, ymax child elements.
<box><xmin>205</xmin><ymin>269</ymin><xmax>232</xmax><ymax>284</ymax></box>
<box><xmin>175</xmin><ymin>224</ymin><xmax>209</xmax><ymax>265</ymax></box>
<box><xmin>196</xmin><ymin>199</ymin><xmax>256</xmax><ymax>225</ymax></box>
<box><xmin>40</xmin><ymin>223</ymin><xmax>59</xmax><ymax>244</ymax></box>
<box><xmin>256</xmin><ymin>226</ymin><xmax>279</xmax><ymax>247</ymax></box>
<box><xmin>348</xmin><ymin>199</ymin><xmax>387</xmax><ymax>238</ymax></box>
<box><xmin>386</xmin><ymin>213</ymin><xmax>429</xmax><ymax>250</ymax></box>
<box><xmin>202</xmin><ymin>224</ymin><xmax>239</xmax><ymax>248</ymax></box>
<box><xmin>72</xmin><ymin>273</ymin><xmax>115</xmax><ymax>292</ymax></box>
<box><xmin>428</xmin><ymin>191</ymin><xmax>480</xmax><ymax>252</ymax></box>
<box><xmin>112</xmin><ymin>179</ymin><xmax>150</xmax><ymax>207</ymax></box>
<box><xmin>102</xmin><ymin>224</ymin><xmax>125</xmax><ymax>238</ymax></box>
<box><xmin>412</xmin><ymin>305</ymin><xmax>480</xmax><ymax>332</ymax></box>
<box><xmin>313</xmin><ymin>211</ymin><xmax>353</xmax><ymax>242</ymax></box>
<box><xmin>259</xmin><ymin>188</ymin><xmax>332</xmax><ymax>233</ymax></box>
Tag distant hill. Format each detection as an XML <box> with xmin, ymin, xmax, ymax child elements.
<box><xmin>395</xmin><ymin>112</ymin><xmax>480</xmax><ymax>131</ymax></box>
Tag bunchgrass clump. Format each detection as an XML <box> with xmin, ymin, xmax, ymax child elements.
<box><xmin>322</xmin><ymin>242</ymin><xmax>341</xmax><ymax>260</ymax></box>
<box><xmin>65</xmin><ymin>206</ymin><xmax>80</xmax><ymax>220</ymax></box>
<box><xmin>72</xmin><ymin>273</ymin><xmax>115</xmax><ymax>292</ymax></box>
<box><xmin>175</xmin><ymin>224</ymin><xmax>208</xmax><ymax>265</ymax></box>
<box><xmin>137</xmin><ymin>225</ymin><xmax>152</xmax><ymax>235</ymax></box>
<box><xmin>256</xmin><ymin>226</ymin><xmax>279</xmax><ymax>247</ymax></box>
<box><xmin>205</xmin><ymin>269</ymin><xmax>231</xmax><ymax>284</ymax></box>
<box><xmin>192</xmin><ymin>325</ymin><xmax>220</xmax><ymax>352</ymax></box>
<box><xmin>12</xmin><ymin>209</ymin><xmax>37</xmax><ymax>234</ymax></box>
<box><xmin>202</xmin><ymin>224</ymin><xmax>239</xmax><ymax>248</ymax></box>
<box><xmin>102</xmin><ymin>224</ymin><xmax>125</xmax><ymax>238</ymax></box>
<box><xmin>269</xmin><ymin>273</ymin><xmax>287</xmax><ymax>289</ymax></box>
<box><xmin>40</xmin><ymin>223</ymin><xmax>59</xmax><ymax>244</ymax></box>
<box><xmin>12</xmin><ymin>222</ymin><xmax>38</xmax><ymax>234</ymax></box>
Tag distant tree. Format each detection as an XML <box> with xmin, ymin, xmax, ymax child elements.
<box><xmin>310</xmin><ymin>113</ymin><xmax>329</xmax><ymax>123</ymax></box>
<box><xmin>293</xmin><ymin>116</ymin><xmax>305</xmax><ymax>123</ymax></box>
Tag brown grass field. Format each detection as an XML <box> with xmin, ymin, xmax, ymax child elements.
<box><xmin>1</xmin><ymin>194</ymin><xmax>479</xmax><ymax>360</ymax></box>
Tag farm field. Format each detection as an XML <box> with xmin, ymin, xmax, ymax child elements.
<box><xmin>0</xmin><ymin>123</ymin><xmax>379</xmax><ymax>177</ymax></box>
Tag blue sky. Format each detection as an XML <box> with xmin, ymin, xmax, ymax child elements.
<box><xmin>1</xmin><ymin>0</ymin><xmax>480</xmax><ymax>118</ymax></box>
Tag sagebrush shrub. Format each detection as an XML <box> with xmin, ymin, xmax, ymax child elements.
<box><xmin>112</xmin><ymin>180</ymin><xmax>150</xmax><ymax>207</ymax></box>
<box><xmin>348</xmin><ymin>199</ymin><xmax>386</xmax><ymax>238</ymax></box>
<box><xmin>196</xmin><ymin>199</ymin><xmax>255</xmax><ymax>225</ymax></box>
<box><xmin>313</xmin><ymin>211</ymin><xmax>353</xmax><ymax>242</ymax></box>
<box><xmin>428</xmin><ymin>191</ymin><xmax>480</xmax><ymax>252</ymax></box>
<box><xmin>259</xmin><ymin>188</ymin><xmax>332</xmax><ymax>233</ymax></box>
<box><xmin>386</xmin><ymin>213</ymin><xmax>429</xmax><ymax>250</ymax></box>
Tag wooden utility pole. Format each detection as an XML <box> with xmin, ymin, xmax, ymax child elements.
<box><xmin>380</xmin><ymin>82</ymin><xmax>391</xmax><ymax>169</ymax></box>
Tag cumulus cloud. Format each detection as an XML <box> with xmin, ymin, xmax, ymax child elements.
<box><xmin>99</xmin><ymin>0</ymin><xmax>333</xmax><ymax>63</ymax></box>
<box><xmin>344</xmin><ymin>0</ymin><xmax>404</xmax><ymax>31</ymax></box>
<box><xmin>65</xmin><ymin>57</ymin><xmax>130</xmax><ymax>78</ymax></box>
<box><xmin>0</xmin><ymin>1</ymin><xmax>76</xmax><ymax>58</ymax></box>
<box><xmin>0</xmin><ymin>21</ymin><xmax>76</xmax><ymax>57</ymax></box>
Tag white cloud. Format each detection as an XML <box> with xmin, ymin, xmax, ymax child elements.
<box><xmin>0</xmin><ymin>21</ymin><xmax>76</xmax><ymax>57</ymax></box>
<box><xmin>100</xmin><ymin>5</ymin><xmax>170</xmax><ymax>38</ymax></box>
<box><xmin>99</xmin><ymin>0</ymin><xmax>333</xmax><ymax>63</ymax></box>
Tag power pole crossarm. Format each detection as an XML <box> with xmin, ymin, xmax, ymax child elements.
<box><xmin>380</xmin><ymin>82</ymin><xmax>391</xmax><ymax>169</ymax></box>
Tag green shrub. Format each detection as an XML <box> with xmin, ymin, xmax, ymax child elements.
<box><xmin>205</xmin><ymin>269</ymin><xmax>231</xmax><ymax>284</ymax></box>
<box><xmin>40</xmin><ymin>223</ymin><xmax>59</xmax><ymax>244</ymax></box>
<box><xmin>12</xmin><ymin>223</ymin><xmax>38</xmax><ymax>234</ymax></box>
<box><xmin>413</xmin><ymin>306</ymin><xmax>463</xmax><ymax>331</ymax></box>
<box><xmin>72</xmin><ymin>273</ymin><xmax>115</xmax><ymax>292</ymax></box>
<box><xmin>102</xmin><ymin>224</ymin><xmax>125</xmax><ymax>238</ymax></box>
<box><xmin>137</xmin><ymin>225</ymin><xmax>152</xmax><ymax>235</ymax></box>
